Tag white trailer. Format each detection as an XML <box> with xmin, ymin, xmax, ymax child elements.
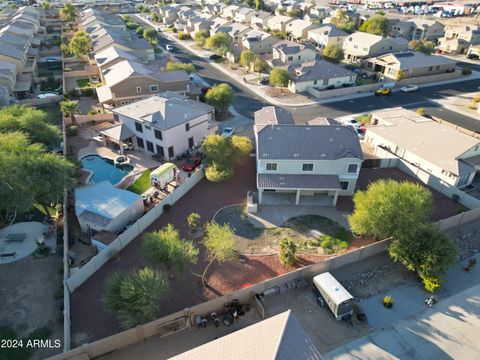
<box><xmin>313</xmin><ymin>272</ymin><xmax>354</xmax><ymax>320</ymax></box>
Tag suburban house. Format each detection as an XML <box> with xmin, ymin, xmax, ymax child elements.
<box><xmin>75</xmin><ymin>181</ymin><xmax>144</xmax><ymax>234</ymax></box>
<box><xmin>250</xmin><ymin>10</ymin><xmax>274</xmax><ymax>30</ymax></box>
<box><xmin>254</xmin><ymin>106</ymin><xmax>363</xmax><ymax>206</ymax></box>
<box><xmin>214</xmin><ymin>22</ymin><xmax>251</xmax><ymax>45</ymax></box>
<box><xmin>266</xmin><ymin>14</ymin><xmax>295</xmax><ymax>32</ymax></box>
<box><xmin>208</xmin><ymin>16</ymin><xmax>230</xmax><ymax>34</ymax></box>
<box><xmin>187</xmin><ymin>13</ymin><xmax>215</xmax><ymax>34</ymax></box>
<box><xmin>365</xmin><ymin>108</ymin><xmax>480</xmax><ymax>190</ymax></box>
<box><xmin>304</xmin><ymin>5</ymin><xmax>332</xmax><ymax>22</ymax></box>
<box><xmin>270</xmin><ymin>40</ymin><xmax>317</xmax><ymax>66</ymax></box>
<box><xmin>365</xmin><ymin>51</ymin><xmax>456</xmax><ymax>79</ymax></box>
<box><xmin>438</xmin><ymin>25</ymin><xmax>480</xmax><ymax>54</ymax></box>
<box><xmin>342</xmin><ymin>32</ymin><xmax>409</xmax><ymax>63</ymax></box>
<box><xmin>91</xmin><ymin>27</ymin><xmax>155</xmax><ymax>60</ymax></box>
<box><xmin>234</xmin><ymin>7</ymin><xmax>255</xmax><ymax>24</ymax></box>
<box><xmin>288</xmin><ymin>60</ymin><xmax>357</xmax><ymax>93</ymax></box>
<box><xmin>307</xmin><ymin>25</ymin><xmax>349</xmax><ymax>50</ymax></box>
<box><xmin>242</xmin><ymin>29</ymin><xmax>280</xmax><ymax>55</ymax></box>
<box><xmin>286</xmin><ymin>19</ymin><xmax>318</xmax><ymax>40</ymax></box>
<box><xmin>390</xmin><ymin>18</ymin><xmax>445</xmax><ymax>41</ymax></box>
<box><xmin>96</xmin><ymin>60</ymin><xmax>190</xmax><ymax>108</ymax></box>
<box><xmin>112</xmin><ymin>92</ymin><xmax>215</xmax><ymax>159</ymax></box>
<box><xmin>94</xmin><ymin>46</ymin><xmax>146</xmax><ymax>72</ymax></box>
<box><xmin>0</xmin><ymin>61</ymin><xmax>16</xmax><ymax>95</ymax></box>
<box><xmin>221</xmin><ymin>4</ymin><xmax>240</xmax><ymax>20</ymax></box>
<box><xmin>159</xmin><ymin>5</ymin><xmax>179</xmax><ymax>25</ymax></box>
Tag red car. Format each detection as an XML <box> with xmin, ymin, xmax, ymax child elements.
<box><xmin>182</xmin><ymin>157</ymin><xmax>202</xmax><ymax>172</ymax></box>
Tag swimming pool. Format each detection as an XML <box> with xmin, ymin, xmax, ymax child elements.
<box><xmin>81</xmin><ymin>155</ymin><xmax>134</xmax><ymax>185</ymax></box>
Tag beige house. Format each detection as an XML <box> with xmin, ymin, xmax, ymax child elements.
<box><xmin>266</xmin><ymin>14</ymin><xmax>294</xmax><ymax>32</ymax></box>
<box><xmin>221</xmin><ymin>5</ymin><xmax>240</xmax><ymax>20</ymax></box>
<box><xmin>286</xmin><ymin>19</ymin><xmax>318</xmax><ymax>40</ymax></box>
<box><xmin>390</xmin><ymin>18</ymin><xmax>444</xmax><ymax>41</ymax></box>
<box><xmin>242</xmin><ymin>29</ymin><xmax>280</xmax><ymax>55</ymax></box>
<box><xmin>0</xmin><ymin>61</ymin><xmax>16</xmax><ymax>94</ymax></box>
<box><xmin>365</xmin><ymin>51</ymin><xmax>456</xmax><ymax>80</ymax></box>
<box><xmin>234</xmin><ymin>7</ymin><xmax>255</xmax><ymax>24</ymax></box>
<box><xmin>250</xmin><ymin>10</ymin><xmax>274</xmax><ymax>30</ymax></box>
<box><xmin>342</xmin><ymin>32</ymin><xmax>409</xmax><ymax>63</ymax></box>
<box><xmin>438</xmin><ymin>25</ymin><xmax>480</xmax><ymax>54</ymax></box>
<box><xmin>159</xmin><ymin>5</ymin><xmax>179</xmax><ymax>25</ymax></box>
<box><xmin>254</xmin><ymin>106</ymin><xmax>363</xmax><ymax>206</ymax></box>
<box><xmin>92</xmin><ymin>27</ymin><xmax>154</xmax><ymax>61</ymax></box>
<box><xmin>270</xmin><ymin>40</ymin><xmax>317</xmax><ymax>66</ymax></box>
<box><xmin>187</xmin><ymin>14</ymin><xmax>215</xmax><ymax>34</ymax></box>
<box><xmin>96</xmin><ymin>60</ymin><xmax>189</xmax><ymax>108</ymax></box>
<box><xmin>214</xmin><ymin>22</ymin><xmax>251</xmax><ymax>45</ymax></box>
<box><xmin>307</xmin><ymin>25</ymin><xmax>348</xmax><ymax>50</ymax></box>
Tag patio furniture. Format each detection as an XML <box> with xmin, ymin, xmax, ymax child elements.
<box><xmin>5</xmin><ymin>233</ymin><xmax>27</xmax><ymax>243</ymax></box>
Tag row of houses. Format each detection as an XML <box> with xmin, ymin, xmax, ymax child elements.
<box><xmin>0</xmin><ymin>6</ymin><xmax>42</xmax><ymax>104</ymax></box>
<box><xmin>78</xmin><ymin>8</ymin><xmax>191</xmax><ymax>108</ymax></box>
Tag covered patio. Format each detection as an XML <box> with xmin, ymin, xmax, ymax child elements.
<box><xmin>99</xmin><ymin>123</ymin><xmax>135</xmax><ymax>153</ymax></box>
<box><xmin>257</xmin><ymin>174</ymin><xmax>342</xmax><ymax>206</ymax></box>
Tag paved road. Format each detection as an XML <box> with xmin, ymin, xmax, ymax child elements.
<box><xmin>137</xmin><ymin>18</ymin><xmax>480</xmax><ymax>132</ymax></box>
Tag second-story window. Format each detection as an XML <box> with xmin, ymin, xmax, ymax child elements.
<box><xmin>150</xmin><ymin>85</ymin><xmax>159</xmax><ymax>92</ymax></box>
<box><xmin>154</xmin><ymin>129</ymin><xmax>162</xmax><ymax>140</ymax></box>
<box><xmin>302</xmin><ymin>163</ymin><xmax>314</xmax><ymax>171</ymax></box>
<box><xmin>347</xmin><ymin>163</ymin><xmax>358</xmax><ymax>174</ymax></box>
<box><xmin>135</xmin><ymin>122</ymin><xmax>143</xmax><ymax>133</ymax></box>
<box><xmin>136</xmin><ymin>86</ymin><xmax>142</xmax><ymax>93</ymax></box>
<box><xmin>266</xmin><ymin>163</ymin><xmax>277</xmax><ymax>171</ymax></box>
<box><xmin>185</xmin><ymin>123</ymin><xmax>190</xmax><ymax>132</ymax></box>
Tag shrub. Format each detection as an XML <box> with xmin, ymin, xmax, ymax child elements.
<box><xmin>472</xmin><ymin>96</ymin><xmax>480</xmax><ymax>103</ymax></box>
<box><xmin>279</xmin><ymin>238</ymin><xmax>297</xmax><ymax>266</ymax></box>
<box><xmin>178</xmin><ymin>32</ymin><xmax>191</xmax><ymax>40</ymax></box>
<box><xmin>82</xmin><ymin>87</ymin><xmax>93</xmax><ymax>97</ymax></box>
<box><xmin>356</xmin><ymin>114</ymin><xmax>371</xmax><ymax>124</ymax></box>
<box><xmin>462</xmin><ymin>67</ymin><xmax>472</xmax><ymax>75</ymax></box>
<box><xmin>468</xmin><ymin>104</ymin><xmax>478</xmax><ymax>110</ymax></box>
<box><xmin>415</xmin><ymin>107</ymin><xmax>427</xmax><ymax>116</ymax></box>
<box><xmin>383</xmin><ymin>295</ymin><xmax>394</xmax><ymax>308</ymax></box>
<box><xmin>66</xmin><ymin>125</ymin><xmax>78</xmax><ymax>136</ymax></box>
<box><xmin>420</xmin><ymin>274</ymin><xmax>441</xmax><ymax>293</ymax></box>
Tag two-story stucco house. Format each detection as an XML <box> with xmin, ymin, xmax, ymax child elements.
<box><xmin>214</xmin><ymin>22</ymin><xmax>251</xmax><ymax>45</ymax></box>
<box><xmin>365</xmin><ymin>108</ymin><xmax>480</xmax><ymax>192</ymax></box>
<box><xmin>390</xmin><ymin>18</ymin><xmax>445</xmax><ymax>41</ymax></box>
<box><xmin>112</xmin><ymin>92</ymin><xmax>215</xmax><ymax>160</ymax></box>
<box><xmin>242</xmin><ymin>29</ymin><xmax>280</xmax><ymax>55</ymax></box>
<box><xmin>234</xmin><ymin>7</ymin><xmax>255</xmax><ymax>24</ymax></box>
<box><xmin>254</xmin><ymin>106</ymin><xmax>363</xmax><ymax>206</ymax></box>
<box><xmin>270</xmin><ymin>40</ymin><xmax>317</xmax><ymax>67</ymax></box>
<box><xmin>438</xmin><ymin>25</ymin><xmax>480</xmax><ymax>54</ymax></box>
<box><xmin>307</xmin><ymin>25</ymin><xmax>349</xmax><ymax>50</ymax></box>
<box><xmin>342</xmin><ymin>32</ymin><xmax>409</xmax><ymax>63</ymax></box>
<box><xmin>266</xmin><ymin>14</ymin><xmax>295</xmax><ymax>33</ymax></box>
<box><xmin>286</xmin><ymin>19</ymin><xmax>319</xmax><ymax>40</ymax></box>
<box><xmin>250</xmin><ymin>10</ymin><xmax>274</xmax><ymax>30</ymax></box>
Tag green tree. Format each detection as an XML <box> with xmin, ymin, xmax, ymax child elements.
<box><xmin>322</xmin><ymin>44</ymin><xmax>344</xmax><ymax>63</ymax></box>
<box><xmin>255</xmin><ymin>0</ymin><xmax>262</xmax><ymax>10</ymax></box>
<box><xmin>348</xmin><ymin>179</ymin><xmax>433</xmax><ymax>240</ymax></box>
<box><xmin>60</xmin><ymin>100</ymin><xmax>80</xmax><ymax>125</ymax></box>
<box><xmin>163</xmin><ymin>62</ymin><xmax>195</xmax><ymax>73</ymax></box>
<box><xmin>126</xmin><ymin>21</ymin><xmax>138</xmax><ymax>30</ymax></box>
<box><xmin>0</xmin><ymin>105</ymin><xmax>61</xmax><ymax>148</ymax></box>
<box><xmin>269</xmin><ymin>68</ymin><xmax>290</xmax><ymax>92</ymax></box>
<box><xmin>135</xmin><ymin>26</ymin><xmax>145</xmax><ymax>37</ymax></box>
<box><xmin>239</xmin><ymin>50</ymin><xmax>255</xmax><ymax>70</ymax></box>
<box><xmin>408</xmin><ymin>39</ymin><xmax>436</xmax><ymax>55</ymax></box>
<box><xmin>203</xmin><ymin>134</ymin><xmax>252</xmax><ymax>182</ymax></box>
<box><xmin>151</xmin><ymin>12</ymin><xmax>159</xmax><ymax>22</ymax></box>
<box><xmin>204</xmin><ymin>83</ymin><xmax>234</xmax><ymax>118</ymax></box>
<box><xmin>253</xmin><ymin>56</ymin><xmax>269</xmax><ymax>73</ymax></box>
<box><xmin>194</xmin><ymin>29</ymin><xmax>210</xmax><ymax>47</ymax></box>
<box><xmin>331</xmin><ymin>9</ymin><xmax>356</xmax><ymax>33</ymax></box>
<box><xmin>279</xmin><ymin>238</ymin><xmax>297</xmax><ymax>266</ymax></box>
<box><xmin>178</xmin><ymin>32</ymin><xmax>192</xmax><ymax>40</ymax></box>
<box><xmin>59</xmin><ymin>2</ymin><xmax>76</xmax><ymax>21</ymax></box>
<box><xmin>122</xmin><ymin>15</ymin><xmax>131</xmax><ymax>23</ymax></box>
<box><xmin>69</xmin><ymin>30</ymin><xmax>91</xmax><ymax>57</ymax></box>
<box><xmin>396</xmin><ymin>70</ymin><xmax>406</xmax><ymax>80</ymax></box>
<box><xmin>196</xmin><ymin>222</ymin><xmax>237</xmax><ymax>286</ymax></box>
<box><xmin>359</xmin><ymin>15</ymin><xmax>388</xmax><ymax>36</ymax></box>
<box><xmin>288</xmin><ymin>9</ymin><xmax>302</xmax><ymax>18</ymax></box>
<box><xmin>247</xmin><ymin>0</ymin><xmax>254</xmax><ymax>8</ymax></box>
<box><xmin>41</xmin><ymin>1</ymin><xmax>51</xmax><ymax>10</ymax></box>
<box><xmin>142</xmin><ymin>224</ymin><xmax>199</xmax><ymax>273</ymax></box>
<box><xmin>103</xmin><ymin>267</ymin><xmax>169</xmax><ymax>328</ymax></box>
<box><xmin>205</xmin><ymin>32</ymin><xmax>231</xmax><ymax>56</ymax></box>
<box><xmin>187</xmin><ymin>213</ymin><xmax>201</xmax><ymax>231</ymax></box>
<box><xmin>144</xmin><ymin>28</ymin><xmax>158</xmax><ymax>43</ymax></box>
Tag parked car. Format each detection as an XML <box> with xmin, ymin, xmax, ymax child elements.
<box><xmin>182</xmin><ymin>156</ymin><xmax>202</xmax><ymax>172</ymax></box>
<box><xmin>209</xmin><ymin>54</ymin><xmax>222</xmax><ymax>60</ymax></box>
<box><xmin>357</xmin><ymin>127</ymin><xmax>366</xmax><ymax>140</ymax></box>
<box><xmin>401</xmin><ymin>84</ymin><xmax>418</xmax><ymax>92</ymax></box>
<box><xmin>467</xmin><ymin>53</ymin><xmax>479</xmax><ymax>60</ymax></box>
<box><xmin>37</xmin><ymin>92</ymin><xmax>58</xmax><ymax>99</ymax></box>
<box><xmin>375</xmin><ymin>87</ymin><xmax>392</xmax><ymax>96</ymax></box>
<box><xmin>340</xmin><ymin>117</ymin><xmax>360</xmax><ymax>129</ymax></box>
<box><xmin>166</xmin><ymin>44</ymin><xmax>174</xmax><ymax>52</ymax></box>
<box><xmin>221</xmin><ymin>127</ymin><xmax>235</xmax><ymax>137</ymax></box>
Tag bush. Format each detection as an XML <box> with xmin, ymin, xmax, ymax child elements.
<box><xmin>462</xmin><ymin>67</ymin><xmax>472</xmax><ymax>75</ymax></box>
<box><xmin>82</xmin><ymin>87</ymin><xmax>93</xmax><ymax>97</ymax></box>
<box><xmin>420</xmin><ymin>274</ymin><xmax>441</xmax><ymax>293</ymax></box>
<box><xmin>178</xmin><ymin>32</ymin><xmax>191</xmax><ymax>40</ymax></box>
<box><xmin>468</xmin><ymin>104</ymin><xmax>478</xmax><ymax>110</ymax></box>
<box><xmin>383</xmin><ymin>295</ymin><xmax>394</xmax><ymax>308</ymax></box>
<box><xmin>415</xmin><ymin>107</ymin><xmax>427</xmax><ymax>116</ymax></box>
<box><xmin>356</xmin><ymin>114</ymin><xmax>371</xmax><ymax>124</ymax></box>
<box><xmin>279</xmin><ymin>238</ymin><xmax>297</xmax><ymax>266</ymax></box>
<box><xmin>66</xmin><ymin>125</ymin><xmax>78</xmax><ymax>136</ymax></box>
<box><xmin>472</xmin><ymin>96</ymin><xmax>480</xmax><ymax>103</ymax></box>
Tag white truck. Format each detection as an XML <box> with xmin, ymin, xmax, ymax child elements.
<box><xmin>313</xmin><ymin>272</ymin><xmax>354</xmax><ymax>320</ymax></box>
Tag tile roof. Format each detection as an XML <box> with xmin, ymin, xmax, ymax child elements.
<box><xmin>0</xmin><ymin>42</ymin><xmax>24</xmax><ymax>60</ymax></box>
<box><xmin>308</xmin><ymin>25</ymin><xmax>348</xmax><ymax>38</ymax></box>
<box><xmin>258</xmin><ymin>173</ymin><xmax>341</xmax><ymax>189</ymax></box>
<box><xmin>373</xmin><ymin>51</ymin><xmax>456</xmax><ymax>69</ymax></box>
<box><xmin>254</xmin><ymin>106</ymin><xmax>295</xmax><ymax>126</ymax></box>
<box><xmin>274</xmin><ymin>40</ymin><xmax>316</xmax><ymax>55</ymax></box>
<box><xmin>289</xmin><ymin>60</ymin><xmax>356</xmax><ymax>82</ymax></box>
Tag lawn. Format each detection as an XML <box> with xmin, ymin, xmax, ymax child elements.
<box><xmin>76</xmin><ymin>78</ymin><xmax>91</xmax><ymax>89</ymax></box>
<box><xmin>127</xmin><ymin>170</ymin><xmax>152</xmax><ymax>194</ymax></box>
<box><xmin>214</xmin><ymin>206</ymin><xmax>350</xmax><ymax>255</ymax></box>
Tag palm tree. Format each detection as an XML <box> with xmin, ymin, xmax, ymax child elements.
<box><xmin>60</xmin><ymin>100</ymin><xmax>80</xmax><ymax>125</ymax></box>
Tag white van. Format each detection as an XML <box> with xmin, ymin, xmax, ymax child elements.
<box><xmin>313</xmin><ymin>272</ymin><xmax>354</xmax><ymax>320</ymax></box>
<box><xmin>166</xmin><ymin>45</ymin><xmax>173</xmax><ymax>52</ymax></box>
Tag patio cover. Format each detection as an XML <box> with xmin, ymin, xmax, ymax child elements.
<box><xmin>257</xmin><ymin>174</ymin><xmax>341</xmax><ymax>190</ymax></box>
<box><xmin>96</xmin><ymin>85</ymin><xmax>113</xmax><ymax>103</ymax></box>
<box><xmin>100</xmin><ymin>123</ymin><xmax>134</xmax><ymax>142</ymax></box>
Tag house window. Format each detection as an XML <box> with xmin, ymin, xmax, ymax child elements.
<box><xmin>323</xmin><ymin>79</ymin><xmax>328</xmax><ymax>86</ymax></box>
<box><xmin>428</xmin><ymin>66</ymin><xmax>433</xmax><ymax>71</ymax></box>
<box><xmin>136</xmin><ymin>86</ymin><xmax>142</xmax><ymax>93</ymax></box>
<box><xmin>313</xmin><ymin>80</ymin><xmax>317</xmax><ymax>85</ymax></box>
<box><xmin>150</xmin><ymin>85</ymin><xmax>159</xmax><ymax>92</ymax></box>
<box><xmin>146</xmin><ymin>141</ymin><xmax>154</xmax><ymax>152</ymax></box>
<box><xmin>266</xmin><ymin>163</ymin><xmax>277</xmax><ymax>171</ymax></box>
<box><xmin>298</xmin><ymin>55</ymin><xmax>301</xmax><ymax>60</ymax></box>
<box><xmin>168</xmin><ymin>146</ymin><xmax>174</xmax><ymax>158</ymax></box>
<box><xmin>435</xmin><ymin>65</ymin><xmax>440</xmax><ymax>70</ymax></box>
<box><xmin>145</xmin><ymin>125</ymin><xmax>151</xmax><ymax>130</ymax></box>
<box><xmin>185</xmin><ymin>123</ymin><xmax>190</xmax><ymax>131</ymax></box>
<box><xmin>457</xmin><ymin>173</ymin><xmax>470</xmax><ymax>187</ymax></box>
<box><xmin>156</xmin><ymin>145</ymin><xmax>164</xmax><ymax>157</ymax></box>
<box><xmin>135</xmin><ymin>122</ymin><xmax>143</xmax><ymax>133</ymax></box>
<box><xmin>288</xmin><ymin>56</ymin><xmax>293</xmax><ymax>61</ymax></box>
<box><xmin>347</xmin><ymin>164</ymin><xmax>358</xmax><ymax>174</ymax></box>
<box><xmin>113</xmin><ymin>114</ymin><xmax>119</xmax><ymax>122</ymax></box>
<box><xmin>188</xmin><ymin>137</ymin><xmax>194</xmax><ymax>148</ymax></box>
<box><xmin>340</xmin><ymin>181</ymin><xmax>349</xmax><ymax>190</ymax></box>
<box><xmin>302</xmin><ymin>163</ymin><xmax>314</xmax><ymax>171</ymax></box>
<box><xmin>154</xmin><ymin>129</ymin><xmax>162</xmax><ymax>140</ymax></box>
<box><xmin>137</xmin><ymin>137</ymin><xmax>144</xmax><ymax>149</ymax></box>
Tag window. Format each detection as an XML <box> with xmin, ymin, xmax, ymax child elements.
<box><xmin>185</xmin><ymin>123</ymin><xmax>190</xmax><ymax>132</ymax></box>
<box><xmin>145</xmin><ymin>125</ymin><xmax>151</xmax><ymax>130</ymax></box>
<box><xmin>135</xmin><ymin>122</ymin><xmax>143</xmax><ymax>133</ymax></box>
<box><xmin>156</xmin><ymin>145</ymin><xmax>164</xmax><ymax>157</ymax></box>
<box><xmin>347</xmin><ymin>163</ymin><xmax>358</xmax><ymax>174</ymax></box>
<box><xmin>113</xmin><ymin>114</ymin><xmax>119</xmax><ymax>122</ymax></box>
<box><xmin>168</xmin><ymin>146</ymin><xmax>174</xmax><ymax>159</ymax></box>
<box><xmin>428</xmin><ymin>66</ymin><xmax>433</xmax><ymax>71</ymax></box>
<box><xmin>302</xmin><ymin>163</ymin><xmax>314</xmax><ymax>171</ymax></box>
<box><xmin>288</xmin><ymin>56</ymin><xmax>293</xmax><ymax>61</ymax></box>
<box><xmin>137</xmin><ymin>137</ymin><xmax>144</xmax><ymax>149</ymax></box>
<box><xmin>435</xmin><ymin>65</ymin><xmax>440</xmax><ymax>70</ymax></box>
<box><xmin>188</xmin><ymin>137</ymin><xmax>194</xmax><ymax>148</ymax></box>
<box><xmin>457</xmin><ymin>173</ymin><xmax>470</xmax><ymax>187</ymax></box>
<box><xmin>298</xmin><ymin>55</ymin><xmax>301</xmax><ymax>60</ymax></box>
<box><xmin>146</xmin><ymin>141</ymin><xmax>154</xmax><ymax>152</ymax></box>
<box><xmin>340</xmin><ymin>181</ymin><xmax>349</xmax><ymax>190</ymax></box>
<box><xmin>136</xmin><ymin>86</ymin><xmax>142</xmax><ymax>93</ymax></box>
<box><xmin>323</xmin><ymin>79</ymin><xmax>328</xmax><ymax>86</ymax></box>
<box><xmin>154</xmin><ymin>129</ymin><xmax>162</xmax><ymax>140</ymax></box>
<box><xmin>313</xmin><ymin>80</ymin><xmax>317</xmax><ymax>85</ymax></box>
<box><xmin>150</xmin><ymin>85</ymin><xmax>159</xmax><ymax>92</ymax></box>
<box><xmin>266</xmin><ymin>163</ymin><xmax>277</xmax><ymax>171</ymax></box>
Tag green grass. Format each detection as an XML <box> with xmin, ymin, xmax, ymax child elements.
<box><xmin>127</xmin><ymin>170</ymin><xmax>152</xmax><ymax>194</ymax></box>
<box><xmin>76</xmin><ymin>78</ymin><xmax>91</xmax><ymax>88</ymax></box>
<box><xmin>356</xmin><ymin>77</ymin><xmax>376</xmax><ymax>85</ymax></box>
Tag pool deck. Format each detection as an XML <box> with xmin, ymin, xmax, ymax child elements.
<box><xmin>78</xmin><ymin>141</ymin><xmax>161</xmax><ymax>173</ymax></box>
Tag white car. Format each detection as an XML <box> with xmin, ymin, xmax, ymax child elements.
<box><xmin>221</xmin><ymin>127</ymin><xmax>235</xmax><ymax>137</ymax></box>
<box><xmin>165</xmin><ymin>45</ymin><xmax>173</xmax><ymax>52</ymax></box>
<box><xmin>37</xmin><ymin>92</ymin><xmax>58</xmax><ymax>99</ymax></box>
<box><xmin>340</xmin><ymin>117</ymin><xmax>360</xmax><ymax>130</ymax></box>
<box><xmin>401</xmin><ymin>84</ymin><xmax>418</xmax><ymax>92</ymax></box>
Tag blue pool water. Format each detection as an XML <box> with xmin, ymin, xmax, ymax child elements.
<box><xmin>81</xmin><ymin>155</ymin><xmax>134</xmax><ymax>185</ymax></box>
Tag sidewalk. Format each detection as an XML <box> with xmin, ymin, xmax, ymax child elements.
<box><xmin>430</xmin><ymin>91</ymin><xmax>480</xmax><ymax>120</ymax></box>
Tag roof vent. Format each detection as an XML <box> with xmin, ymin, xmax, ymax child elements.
<box><xmin>305</xmin><ymin>127</ymin><xmax>311</xmax><ymax>131</ymax></box>
<box><xmin>321</xmin><ymin>153</ymin><xmax>326</xmax><ymax>157</ymax></box>
<box><xmin>329</xmin><ymin>137</ymin><xmax>334</xmax><ymax>141</ymax></box>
